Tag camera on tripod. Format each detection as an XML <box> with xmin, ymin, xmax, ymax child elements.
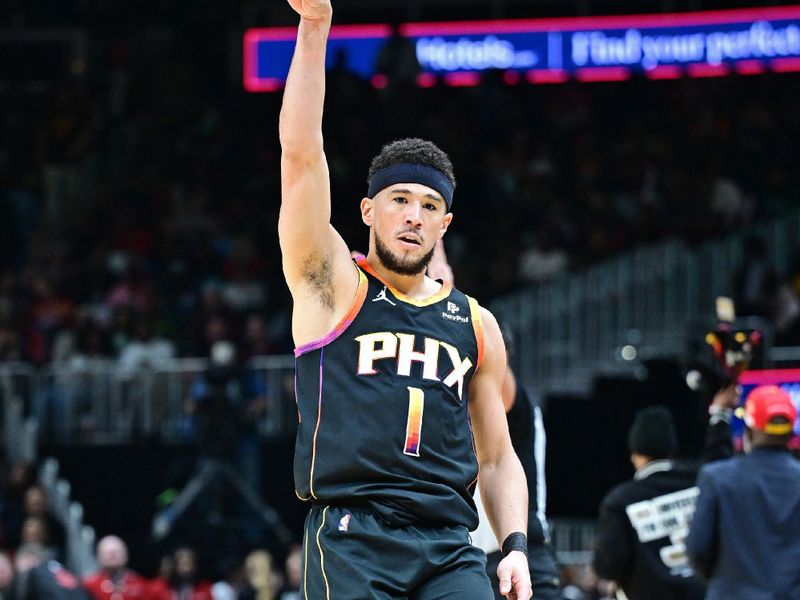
<box><xmin>685</xmin><ymin>297</ymin><xmax>765</xmax><ymax>392</ymax></box>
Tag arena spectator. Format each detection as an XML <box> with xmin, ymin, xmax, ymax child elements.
<box><xmin>149</xmin><ymin>547</ymin><xmax>212</xmax><ymax>600</ymax></box>
<box><xmin>19</xmin><ymin>516</ymin><xmax>58</xmax><ymax>561</ymax></box>
<box><xmin>276</xmin><ymin>544</ymin><xmax>301</xmax><ymax>600</ymax></box>
<box><xmin>240</xmin><ymin>315</ymin><xmax>273</xmax><ymax>360</ymax></box>
<box><xmin>765</xmin><ymin>270</ymin><xmax>800</xmax><ymax>345</ymax></box>
<box><xmin>147</xmin><ymin>554</ymin><xmax>173</xmax><ymax>598</ymax></box>
<box><xmin>592</xmin><ymin>384</ymin><xmax>737</xmax><ymax>600</ymax></box>
<box><xmin>239</xmin><ymin>550</ymin><xmax>279</xmax><ymax>600</ymax></box>
<box><xmin>22</xmin><ymin>485</ymin><xmax>65</xmax><ymax>557</ymax></box>
<box><xmin>26</xmin><ymin>276</ymin><xmax>75</xmax><ymax>365</ymax></box>
<box><xmin>686</xmin><ymin>385</ymin><xmax>800</xmax><ymax>599</ymax></box>
<box><xmin>181</xmin><ymin>338</ymin><xmax>269</xmax><ymax>534</ymax></box>
<box><xmin>732</xmin><ymin>236</ymin><xmax>773</xmax><ymax>319</ymax></box>
<box><xmin>209</xmin><ymin>556</ymin><xmax>246</xmax><ymax>600</ymax></box>
<box><xmin>1</xmin><ymin>465</ymin><xmax>37</xmax><ymax>550</ymax></box>
<box><xmin>517</xmin><ymin>225</ymin><xmax>569</xmax><ymax>284</ymax></box>
<box><xmin>116</xmin><ymin>318</ymin><xmax>176</xmax><ymax>378</ymax></box>
<box><xmin>0</xmin><ymin>551</ymin><xmax>13</xmax><ymax>599</ymax></box>
<box><xmin>83</xmin><ymin>535</ymin><xmax>153</xmax><ymax>600</ymax></box>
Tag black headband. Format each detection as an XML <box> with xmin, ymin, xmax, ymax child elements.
<box><xmin>367</xmin><ymin>163</ymin><xmax>454</xmax><ymax>210</ymax></box>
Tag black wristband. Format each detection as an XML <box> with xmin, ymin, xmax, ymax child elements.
<box><xmin>501</xmin><ymin>532</ymin><xmax>528</xmax><ymax>558</ymax></box>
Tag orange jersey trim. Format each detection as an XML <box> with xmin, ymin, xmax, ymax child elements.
<box><xmin>355</xmin><ymin>255</ymin><xmax>452</xmax><ymax>307</ymax></box>
<box><xmin>467</xmin><ymin>296</ymin><xmax>484</xmax><ymax>369</ymax></box>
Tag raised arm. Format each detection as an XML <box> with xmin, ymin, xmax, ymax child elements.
<box><xmin>469</xmin><ymin>308</ymin><xmax>532</xmax><ymax>600</ymax></box>
<box><xmin>278</xmin><ymin>0</ymin><xmax>358</xmax><ymax>343</ymax></box>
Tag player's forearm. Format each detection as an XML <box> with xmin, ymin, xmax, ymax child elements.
<box><xmin>479</xmin><ymin>451</ymin><xmax>529</xmax><ymax>544</ymax></box>
<box><xmin>279</xmin><ymin>16</ymin><xmax>331</xmax><ymax>156</ymax></box>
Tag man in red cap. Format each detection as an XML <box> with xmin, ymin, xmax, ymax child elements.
<box><xmin>686</xmin><ymin>385</ymin><xmax>800</xmax><ymax>599</ymax></box>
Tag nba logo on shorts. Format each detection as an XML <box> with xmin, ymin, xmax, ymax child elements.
<box><xmin>338</xmin><ymin>514</ymin><xmax>351</xmax><ymax>532</ymax></box>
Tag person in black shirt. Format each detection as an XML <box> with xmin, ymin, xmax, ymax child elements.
<box><xmin>592</xmin><ymin>386</ymin><xmax>736</xmax><ymax>600</ymax></box>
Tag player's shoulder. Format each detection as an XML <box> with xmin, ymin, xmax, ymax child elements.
<box><xmin>457</xmin><ymin>295</ymin><xmax>496</xmax><ymax>330</ymax></box>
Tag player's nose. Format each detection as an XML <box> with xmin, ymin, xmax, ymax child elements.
<box><xmin>404</xmin><ymin>201</ymin><xmax>423</xmax><ymax>226</ymax></box>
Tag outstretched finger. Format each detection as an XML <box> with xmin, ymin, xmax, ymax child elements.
<box><xmin>513</xmin><ymin>581</ymin><xmax>533</xmax><ymax>600</ymax></box>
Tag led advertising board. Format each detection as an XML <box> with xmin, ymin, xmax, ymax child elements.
<box><xmin>244</xmin><ymin>5</ymin><xmax>800</xmax><ymax>91</ymax></box>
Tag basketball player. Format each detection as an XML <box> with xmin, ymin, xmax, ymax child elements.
<box><xmin>279</xmin><ymin>1</ymin><xmax>532</xmax><ymax>599</ymax></box>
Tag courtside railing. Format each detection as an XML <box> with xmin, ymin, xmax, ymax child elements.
<box><xmin>15</xmin><ymin>355</ymin><xmax>296</xmax><ymax>446</ymax></box>
<box><xmin>549</xmin><ymin>518</ymin><xmax>597</xmax><ymax>567</ymax></box>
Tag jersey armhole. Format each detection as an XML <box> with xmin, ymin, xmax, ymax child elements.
<box><xmin>466</xmin><ymin>295</ymin><xmax>484</xmax><ymax>369</ymax></box>
<box><xmin>294</xmin><ymin>265</ymin><xmax>368</xmax><ymax>357</ymax></box>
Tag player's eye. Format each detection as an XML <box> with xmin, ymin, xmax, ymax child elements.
<box><xmin>424</xmin><ymin>203</ymin><xmax>437</xmax><ymax>211</ymax></box>
<box><xmin>393</xmin><ymin>196</ymin><xmax>407</xmax><ymax>203</ymax></box>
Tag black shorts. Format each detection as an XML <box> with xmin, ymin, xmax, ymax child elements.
<box><xmin>301</xmin><ymin>505</ymin><xmax>493</xmax><ymax>600</ymax></box>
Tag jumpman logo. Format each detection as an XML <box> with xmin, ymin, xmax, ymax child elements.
<box><xmin>372</xmin><ymin>286</ymin><xmax>396</xmax><ymax>306</ymax></box>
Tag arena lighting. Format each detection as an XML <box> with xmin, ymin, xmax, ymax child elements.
<box><xmin>244</xmin><ymin>5</ymin><xmax>800</xmax><ymax>91</ymax></box>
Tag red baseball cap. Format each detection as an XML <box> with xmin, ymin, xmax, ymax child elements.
<box><xmin>744</xmin><ymin>385</ymin><xmax>797</xmax><ymax>435</ymax></box>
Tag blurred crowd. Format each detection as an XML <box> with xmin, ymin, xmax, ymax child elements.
<box><xmin>0</xmin><ymin>450</ymin><xmax>300</xmax><ymax>599</ymax></box>
<box><xmin>0</xmin><ymin>526</ymin><xmax>303</xmax><ymax>599</ymax></box>
<box><xmin>1</xmin><ymin>2</ymin><xmax>800</xmax><ymax>368</ymax></box>
<box><xmin>0</xmin><ymin>461</ymin><xmax>64</xmax><ymax>565</ymax></box>
<box><xmin>0</xmin><ymin>448</ymin><xmax>301</xmax><ymax>600</ymax></box>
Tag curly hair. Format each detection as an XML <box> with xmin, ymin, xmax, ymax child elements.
<box><xmin>367</xmin><ymin>138</ymin><xmax>456</xmax><ymax>189</ymax></box>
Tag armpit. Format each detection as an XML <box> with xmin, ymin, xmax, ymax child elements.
<box><xmin>302</xmin><ymin>252</ymin><xmax>335</xmax><ymax>309</ymax></box>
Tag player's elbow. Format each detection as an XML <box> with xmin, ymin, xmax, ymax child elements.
<box><xmin>478</xmin><ymin>437</ymin><xmax>517</xmax><ymax>473</ymax></box>
<box><xmin>279</xmin><ymin>125</ymin><xmax>324</xmax><ymax>159</ymax></box>
<box><xmin>280</xmin><ymin>149</ymin><xmax>326</xmax><ymax>183</ymax></box>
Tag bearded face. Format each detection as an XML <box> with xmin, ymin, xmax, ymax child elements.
<box><xmin>374</xmin><ymin>232</ymin><xmax>436</xmax><ymax>276</ymax></box>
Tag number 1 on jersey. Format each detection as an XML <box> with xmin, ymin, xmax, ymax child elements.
<box><xmin>403</xmin><ymin>386</ymin><xmax>424</xmax><ymax>457</ymax></box>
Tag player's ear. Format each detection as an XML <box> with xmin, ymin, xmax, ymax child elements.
<box><xmin>438</xmin><ymin>212</ymin><xmax>453</xmax><ymax>239</ymax></box>
<box><xmin>361</xmin><ymin>197</ymin><xmax>374</xmax><ymax>226</ymax></box>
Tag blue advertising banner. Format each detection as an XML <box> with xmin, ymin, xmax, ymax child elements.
<box><xmin>244</xmin><ymin>5</ymin><xmax>800</xmax><ymax>91</ymax></box>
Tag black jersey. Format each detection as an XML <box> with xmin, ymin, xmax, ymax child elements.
<box><xmin>293</xmin><ymin>256</ymin><xmax>484</xmax><ymax>529</ymax></box>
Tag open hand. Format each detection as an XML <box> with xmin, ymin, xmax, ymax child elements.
<box><xmin>497</xmin><ymin>551</ymin><xmax>532</xmax><ymax>600</ymax></box>
<box><xmin>286</xmin><ymin>0</ymin><xmax>332</xmax><ymax>21</ymax></box>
